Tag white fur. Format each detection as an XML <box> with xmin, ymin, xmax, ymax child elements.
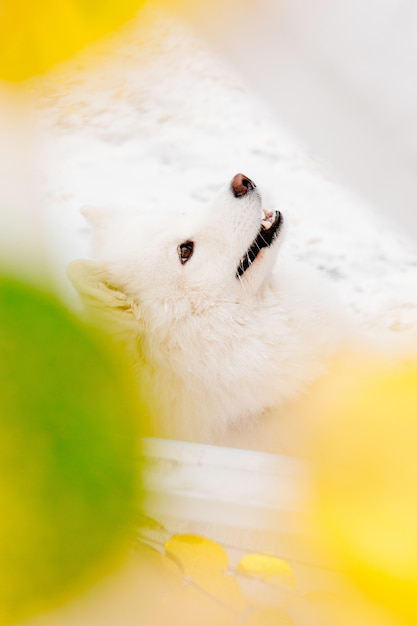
<box><xmin>69</xmin><ymin>177</ymin><xmax>352</xmax><ymax>453</ymax></box>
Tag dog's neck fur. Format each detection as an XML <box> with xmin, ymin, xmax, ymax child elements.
<box><xmin>119</xmin><ymin>262</ymin><xmax>346</xmax><ymax>448</ymax></box>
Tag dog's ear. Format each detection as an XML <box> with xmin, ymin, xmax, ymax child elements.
<box><xmin>67</xmin><ymin>259</ymin><xmax>140</xmax><ymax>335</ymax></box>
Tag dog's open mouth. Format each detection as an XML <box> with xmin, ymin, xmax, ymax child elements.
<box><xmin>236</xmin><ymin>210</ymin><xmax>283</xmax><ymax>278</ymax></box>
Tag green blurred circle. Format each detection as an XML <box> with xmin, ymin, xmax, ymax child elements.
<box><xmin>0</xmin><ymin>277</ymin><xmax>139</xmax><ymax>624</ymax></box>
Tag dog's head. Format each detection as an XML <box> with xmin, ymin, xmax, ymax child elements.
<box><xmin>74</xmin><ymin>174</ymin><xmax>284</xmax><ymax>326</ymax></box>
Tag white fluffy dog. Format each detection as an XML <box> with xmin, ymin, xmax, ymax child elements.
<box><xmin>68</xmin><ymin>174</ymin><xmax>351</xmax><ymax>453</ymax></box>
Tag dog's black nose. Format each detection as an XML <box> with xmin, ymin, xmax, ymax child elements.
<box><xmin>231</xmin><ymin>173</ymin><xmax>256</xmax><ymax>198</ymax></box>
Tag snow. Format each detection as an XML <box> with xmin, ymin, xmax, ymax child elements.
<box><xmin>31</xmin><ymin>1</ymin><xmax>417</xmax><ymax>338</ymax></box>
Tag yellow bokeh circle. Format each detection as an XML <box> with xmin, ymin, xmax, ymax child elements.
<box><xmin>312</xmin><ymin>361</ymin><xmax>417</xmax><ymax>622</ymax></box>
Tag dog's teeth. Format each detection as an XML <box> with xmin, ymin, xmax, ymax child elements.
<box><xmin>261</xmin><ymin>220</ymin><xmax>272</xmax><ymax>230</ymax></box>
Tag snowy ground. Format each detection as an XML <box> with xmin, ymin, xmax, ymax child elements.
<box><xmin>31</xmin><ymin>1</ymin><xmax>417</xmax><ymax>339</ymax></box>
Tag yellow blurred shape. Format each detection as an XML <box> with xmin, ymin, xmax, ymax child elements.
<box><xmin>0</xmin><ymin>0</ymin><xmax>145</xmax><ymax>81</ymax></box>
<box><xmin>165</xmin><ymin>535</ymin><xmax>245</xmax><ymax>612</ymax></box>
<box><xmin>312</xmin><ymin>360</ymin><xmax>417</xmax><ymax>622</ymax></box>
<box><xmin>236</xmin><ymin>554</ymin><xmax>296</xmax><ymax>587</ymax></box>
<box><xmin>243</xmin><ymin>607</ymin><xmax>296</xmax><ymax>626</ymax></box>
<box><xmin>236</xmin><ymin>554</ymin><xmax>296</xmax><ymax>608</ymax></box>
<box><xmin>165</xmin><ymin>534</ymin><xmax>229</xmax><ymax>577</ymax></box>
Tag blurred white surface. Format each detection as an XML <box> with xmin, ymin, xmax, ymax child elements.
<box><xmin>187</xmin><ymin>0</ymin><xmax>417</xmax><ymax>237</ymax></box>
<box><xmin>141</xmin><ymin>437</ymin><xmax>308</xmax><ymax>532</ymax></box>
<box><xmin>140</xmin><ymin>438</ymin><xmax>342</xmax><ymax>593</ymax></box>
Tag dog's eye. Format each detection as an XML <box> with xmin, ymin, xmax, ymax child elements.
<box><xmin>178</xmin><ymin>241</ymin><xmax>194</xmax><ymax>265</ymax></box>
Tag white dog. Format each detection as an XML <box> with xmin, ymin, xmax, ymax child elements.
<box><xmin>68</xmin><ymin>174</ymin><xmax>352</xmax><ymax>454</ymax></box>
